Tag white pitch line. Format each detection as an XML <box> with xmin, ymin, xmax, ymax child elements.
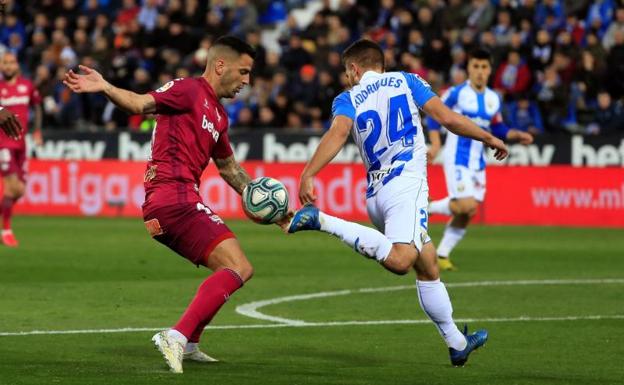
<box><xmin>235</xmin><ymin>278</ymin><xmax>624</xmax><ymax>324</ymax></box>
<box><xmin>1</xmin><ymin>314</ymin><xmax>623</xmax><ymax>337</ymax></box>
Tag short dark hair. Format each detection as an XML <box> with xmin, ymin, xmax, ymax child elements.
<box><xmin>341</xmin><ymin>39</ymin><xmax>385</xmax><ymax>70</ymax></box>
<box><xmin>468</xmin><ymin>48</ymin><xmax>492</xmax><ymax>64</ymax></box>
<box><xmin>212</xmin><ymin>35</ymin><xmax>257</xmax><ymax>59</ymax></box>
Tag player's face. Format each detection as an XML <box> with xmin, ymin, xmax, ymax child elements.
<box><xmin>467</xmin><ymin>58</ymin><xmax>491</xmax><ymax>89</ymax></box>
<box><xmin>221</xmin><ymin>53</ymin><xmax>253</xmax><ymax>98</ymax></box>
<box><xmin>1</xmin><ymin>54</ymin><xmax>19</xmax><ymax>80</ymax></box>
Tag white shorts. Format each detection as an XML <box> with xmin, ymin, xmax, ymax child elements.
<box><xmin>443</xmin><ymin>164</ymin><xmax>486</xmax><ymax>201</ymax></box>
<box><xmin>366</xmin><ymin>176</ymin><xmax>431</xmax><ymax>252</ymax></box>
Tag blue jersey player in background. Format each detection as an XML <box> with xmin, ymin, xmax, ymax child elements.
<box><xmin>427</xmin><ymin>49</ymin><xmax>533</xmax><ymax>271</ymax></box>
<box><xmin>286</xmin><ymin>39</ymin><xmax>508</xmax><ymax>366</ymax></box>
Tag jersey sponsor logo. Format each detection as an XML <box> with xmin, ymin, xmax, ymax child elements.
<box><xmin>155</xmin><ymin>81</ymin><xmax>174</xmax><ymax>93</ymax></box>
<box><xmin>1</xmin><ymin>95</ymin><xmax>30</xmax><ymax>106</ymax></box>
<box><xmin>202</xmin><ymin>114</ymin><xmax>219</xmax><ymax>141</ymax></box>
<box><xmin>467</xmin><ymin>115</ymin><xmax>491</xmax><ymax>129</ymax></box>
<box><xmin>413</xmin><ymin>73</ymin><xmax>430</xmax><ymax>88</ymax></box>
<box><xmin>144</xmin><ymin>218</ymin><xmax>164</xmax><ymax>237</ymax></box>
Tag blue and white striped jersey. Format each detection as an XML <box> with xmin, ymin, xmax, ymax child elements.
<box><xmin>332</xmin><ymin>71</ymin><xmax>435</xmax><ymax>198</ymax></box>
<box><xmin>427</xmin><ymin>81</ymin><xmax>509</xmax><ymax>170</ymax></box>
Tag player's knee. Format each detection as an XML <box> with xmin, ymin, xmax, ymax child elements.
<box><xmin>232</xmin><ymin>259</ymin><xmax>254</xmax><ymax>282</ymax></box>
<box><xmin>385</xmin><ymin>247</ymin><xmax>416</xmax><ymax>275</ymax></box>
<box><xmin>4</xmin><ymin>184</ymin><xmax>23</xmax><ymax>199</ymax></box>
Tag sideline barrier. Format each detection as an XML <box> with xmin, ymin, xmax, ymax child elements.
<box><xmin>12</xmin><ymin>160</ymin><xmax>624</xmax><ymax>227</ymax></box>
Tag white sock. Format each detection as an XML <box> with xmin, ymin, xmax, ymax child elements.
<box><xmin>437</xmin><ymin>226</ymin><xmax>466</xmax><ymax>258</ymax></box>
<box><xmin>184</xmin><ymin>342</ymin><xmax>198</xmax><ymax>353</ymax></box>
<box><xmin>428</xmin><ymin>196</ymin><xmax>452</xmax><ymax>216</ymax></box>
<box><xmin>168</xmin><ymin>328</ymin><xmax>188</xmax><ymax>346</ymax></box>
<box><xmin>319</xmin><ymin>211</ymin><xmax>392</xmax><ymax>262</ymax></box>
<box><xmin>416</xmin><ymin>279</ymin><xmax>467</xmax><ymax>350</ymax></box>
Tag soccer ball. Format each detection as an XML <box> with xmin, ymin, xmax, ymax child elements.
<box><xmin>242</xmin><ymin>177</ymin><xmax>289</xmax><ymax>224</ymax></box>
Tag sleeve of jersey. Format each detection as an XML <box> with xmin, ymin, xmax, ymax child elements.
<box><xmin>148</xmin><ymin>78</ymin><xmax>192</xmax><ymax>113</ymax></box>
<box><xmin>30</xmin><ymin>83</ymin><xmax>42</xmax><ymax>106</ymax></box>
<box><xmin>212</xmin><ymin>129</ymin><xmax>234</xmax><ymax>160</ymax></box>
<box><xmin>331</xmin><ymin>92</ymin><xmax>355</xmax><ymax>120</ymax></box>
<box><xmin>491</xmin><ymin>111</ymin><xmax>510</xmax><ymax>139</ymax></box>
<box><xmin>425</xmin><ymin>86</ymin><xmax>456</xmax><ymax>131</ymax></box>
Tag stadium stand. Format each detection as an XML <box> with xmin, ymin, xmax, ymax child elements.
<box><xmin>2</xmin><ymin>0</ymin><xmax>624</xmax><ymax>135</ymax></box>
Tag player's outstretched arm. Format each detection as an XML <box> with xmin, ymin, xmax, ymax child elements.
<box><xmin>63</xmin><ymin>65</ymin><xmax>156</xmax><ymax>115</ymax></box>
<box><xmin>423</xmin><ymin>96</ymin><xmax>508</xmax><ymax>161</ymax></box>
<box><xmin>213</xmin><ymin>155</ymin><xmax>252</xmax><ymax>195</ymax></box>
<box><xmin>299</xmin><ymin>115</ymin><xmax>352</xmax><ymax>204</ymax></box>
<box><xmin>0</xmin><ymin>107</ymin><xmax>23</xmax><ymax>140</ymax></box>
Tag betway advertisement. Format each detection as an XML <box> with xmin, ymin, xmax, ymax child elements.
<box><xmin>26</xmin><ymin>131</ymin><xmax>624</xmax><ymax>166</ymax></box>
<box><xmin>13</xmin><ymin>160</ymin><xmax>624</xmax><ymax>227</ymax></box>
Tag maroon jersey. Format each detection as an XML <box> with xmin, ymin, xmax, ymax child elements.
<box><xmin>143</xmin><ymin>77</ymin><xmax>233</xmax><ymax>206</ymax></box>
<box><xmin>0</xmin><ymin>76</ymin><xmax>41</xmax><ymax>149</ymax></box>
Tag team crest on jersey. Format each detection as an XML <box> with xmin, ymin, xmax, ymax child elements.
<box><xmin>17</xmin><ymin>84</ymin><xmax>28</xmax><ymax>93</ymax></box>
<box><xmin>155</xmin><ymin>81</ymin><xmax>174</xmax><ymax>93</ymax></box>
<box><xmin>457</xmin><ymin>183</ymin><xmax>465</xmax><ymax>192</ymax></box>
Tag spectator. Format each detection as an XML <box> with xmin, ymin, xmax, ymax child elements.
<box><xmin>590</xmin><ymin>90</ymin><xmax>624</xmax><ymax>134</ymax></box>
<box><xmin>535</xmin><ymin>66</ymin><xmax>569</xmax><ymax>132</ymax></box>
<box><xmin>603</xmin><ymin>7</ymin><xmax>624</xmax><ymax>50</ymax></box>
<box><xmin>138</xmin><ymin>0</ymin><xmax>159</xmax><ymax>32</ymax></box>
<box><xmin>506</xmin><ymin>94</ymin><xmax>545</xmax><ymax>135</ymax></box>
<box><xmin>494</xmin><ymin>50</ymin><xmax>532</xmax><ymax>99</ymax></box>
<box><xmin>586</xmin><ymin>0</ymin><xmax>616</xmax><ymax>39</ymax></box>
<box><xmin>530</xmin><ymin>29</ymin><xmax>554</xmax><ymax>72</ymax></box>
<box><xmin>466</xmin><ymin>0</ymin><xmax>495</xmax><ymax>33</ymax></box>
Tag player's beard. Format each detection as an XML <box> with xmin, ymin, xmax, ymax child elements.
<box><xmin>1</xmin><ymin>71</ymin><xmax>16</xmax><ymax>81</ymax></box>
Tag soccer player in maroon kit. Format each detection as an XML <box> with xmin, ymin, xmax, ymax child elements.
<box><xmin>64</xmin><ymin>36</ymin><xmax>282</xmax><ymax>373</ymax></box>
<box><xmin>0</xmin><ymin>52</ymin><xmax>42</xmax><ymax>247</ymax></box>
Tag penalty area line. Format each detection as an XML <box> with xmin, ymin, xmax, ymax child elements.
<box><xmin>1</xmin><ymin>314</ymin><xmax>623</xmax><ymax>337</ymax></box>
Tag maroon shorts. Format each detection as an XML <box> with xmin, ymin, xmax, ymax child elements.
<box><xmin>0</xmin><ymin>147</ymin><xmax>26</xmax><ymax>181</ymax></box>
<box><xmin>143</xmin><ymin>201</ymin><xmax>235</xmax><ymax>266</ymax></box>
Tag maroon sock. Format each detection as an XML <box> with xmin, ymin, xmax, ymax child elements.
<box><xmin>2</xmin><ymin>197</ymin><xmax>14</xmax><ymax>231</ymax></box>
<box><xmin>174</xmin><ymin>269</ymin><xmax>243</xmax><ymax>340</ymax></box>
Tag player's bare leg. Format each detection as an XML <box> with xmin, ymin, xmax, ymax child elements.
<box><xmin>153</xmin><ymin>238</ymin><xmax>250</xmax><ymax>373</ymax></box>
<box><xmin>413</xmin><ymin>241</ymin><xmax>488</xmax><ymax>366</ymax></box>
<box><xmin>1</xmin><ymin>174</ymin><xmax>24</xmax><ymax>247</ymax></box>
<box><xmin>435</xmin><ymin>197</ymin><xmax>479</xmax><ymax>270</ymax></box>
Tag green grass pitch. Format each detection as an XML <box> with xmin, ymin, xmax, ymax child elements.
<box><xmin>0</xmin><ymin>216</ymin><xmax>623</xmax><ymax>385</ymax></box>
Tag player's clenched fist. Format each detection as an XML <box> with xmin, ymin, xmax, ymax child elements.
<box><xmin>63</xmin><ymin>65</ymin><xmax>108</xmax><ymax>94</ymax></box>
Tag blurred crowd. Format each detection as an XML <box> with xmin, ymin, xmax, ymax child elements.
<box><xmin>3</xmin><ymin>0</ymin><xmax>624</xmax><ymax>135</ymax></box>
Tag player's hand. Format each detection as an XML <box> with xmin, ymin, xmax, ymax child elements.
<box><xmin>275</xmin><ymin>209</ymin><xmax>294</xmax><ymax>234</ymax></box>
<box><xmin>0</xmin><ymin>107</ymin><xmax>23</xmax><ymax>140</ymax></box>
<box><xmin>298</xmin><ymin>175</ymin><xmax>317</xmax><ymax>205</ymax></box>
<box><xmin>517</xmin><ymin>131</ymin><xmax>534</xmax><ymax>145</ymax></box>
<box><xmin>485</xmin><ymin>136</ymin><xmax>508</xmax><ymax>161</ymax></box>
<box><xmin>63</xmin><ymin>65</ymin><xmax>108</xmax><ymax>94</ymax></box>
<box><xmin>426</xmin><ymin>146</ymin><xmax>440</xmax><ymax>164</ymax></box>
<box><xmin>33</xmin><ymin>129</ymin><xmax>43</xmax><ymax>146</ymax></box>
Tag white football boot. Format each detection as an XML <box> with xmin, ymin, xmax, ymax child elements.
<box><xmin>152</xmin><ymin>331</ymin><xmax>184</xmax><ymax>373</ymax></box>
<box><xmin>183</xmin><ymin>345</ymin><xmax>219</xmax><ymax>363</ymax></box>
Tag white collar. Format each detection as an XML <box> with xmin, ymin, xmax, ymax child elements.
<box><xmin>359</xmin><ymin>70</ymin><xmax>383</xmax><ymax>83</ymax></box>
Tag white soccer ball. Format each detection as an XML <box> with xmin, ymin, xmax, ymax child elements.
<box><xmin>242</xmin><ymin>177</ymin><xmax>289</xmax><ymax>224</ymax></box>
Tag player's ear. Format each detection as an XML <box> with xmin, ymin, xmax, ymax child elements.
<box><xmin>215</xmin><ymin>59</ymin><xmax>225</xmax><ymax>76</ymax></box>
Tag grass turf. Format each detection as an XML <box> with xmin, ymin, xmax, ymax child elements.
<box><xmin>0</xmin><ymin>216</ymin><xmax>623</xmax><ymax>385</ymax></box>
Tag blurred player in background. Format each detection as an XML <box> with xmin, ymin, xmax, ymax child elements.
<box><xmin>427</xmin><ymin>49</ymin><xmax>533</xmax><ymax>271</ymax></box>
<box><xmin>288</xmin><ymin>39</ymin><xmax>508</xmax><ymax>366</ymax></box>
<box><xmin>0</xmin><ymin>52</ymin><xmax>42</xmax><ymax>247</ymax></box>
<box><xmin>64</xmin><ymin>36</ymin><xmax>286</xmax><ymax>374</ymax></box>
